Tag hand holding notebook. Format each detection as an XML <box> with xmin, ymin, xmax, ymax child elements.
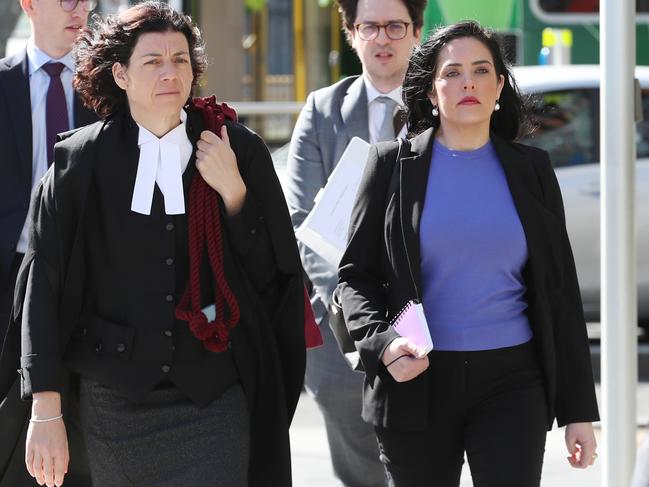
<box><xmin>391</xmin><ymin>300</ymin><xmax>434</xmax><ymax>354</ymax></box>
<box><xmin>381</xmin><ymin>321</ymin><xmax>431</xmax><ymax>382</ymax></box>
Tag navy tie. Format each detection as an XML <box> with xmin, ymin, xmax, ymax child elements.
<box><xmin>42</xmin><ymin>62</ymin><xmax>69</xmax><ymax>166</ymax></box>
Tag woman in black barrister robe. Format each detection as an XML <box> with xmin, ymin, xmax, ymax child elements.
<box><xmin>0</xmin><ymin>2</ymin><xmax>306</xmax><ymax>486</ymax></box>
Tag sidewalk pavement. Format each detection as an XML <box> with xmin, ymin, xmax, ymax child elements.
<box><xmin>290</xmin><ymin>384</ymin><xmax>649</xmax><ymax>486</ymax></box>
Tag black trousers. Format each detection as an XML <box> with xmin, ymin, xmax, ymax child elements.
<box><xmin>0</xmin><ymin>253</ymin><xmax>23</xmax><ymax>351</ymax></box>
<box><xmin>374</xmin><ymin>341</ymin><xmax>548</xmax><ymax>487</ymax></box>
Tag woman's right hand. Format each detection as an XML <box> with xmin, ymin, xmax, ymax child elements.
<box><xmin>26</xmin><ymin>392</ymin><xmax>69</xmax><ymax>487</ymax></box>
<box><xmin>381</xmin><ymin>337</ymin><xmax>429</xmax><ymax>382</ymax></box>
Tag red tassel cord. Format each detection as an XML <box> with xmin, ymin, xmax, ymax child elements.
<box><xmin>175</xmin><ymin>97</ymin><xmax>240</xmax><ymax>352</ymax></box>
<box><xmin>176</xmin><ymin>96</ymin><xmax>321</xmax><ymax>351</ymax></box>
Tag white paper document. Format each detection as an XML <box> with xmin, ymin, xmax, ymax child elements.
<box><xmin>296</xmin><ymin>137</ymin><xmax>371</xmax><ymax>267</ymax></box>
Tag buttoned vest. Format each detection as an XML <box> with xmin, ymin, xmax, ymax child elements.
<box><xmin>65</xmin><ymin>120</ymin><xmax>240</xmax><ymax>406</ymax></box>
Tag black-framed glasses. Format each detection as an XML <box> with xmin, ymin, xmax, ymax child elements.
<box><xmin>354</xmin><ymin>21</ymin><xmax>411</xmax><ymax>41</ymax></box>
<box><xmin>59</xmin><ymin>0</ymin><xmax>97</xmax><ymax>12</ymax></box>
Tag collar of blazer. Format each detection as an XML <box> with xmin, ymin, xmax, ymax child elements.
<box><xmin>397</xmin><ymin>127</ymin><xmax>558</xmax><ymax>298</ymax></box>
<box><xmin>340</xmin><ymin>76</ymin><xmax>370</xmax><ymax>143</ymax></box>
<box><xmin>0</xmin><ymin>50</ymin><xmax>32</xmax><ymax>185</ymax></box>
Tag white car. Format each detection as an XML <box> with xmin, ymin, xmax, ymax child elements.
<box><xmin>514</xmin><ymin>65</ymin><xmax>648</xmax><ymax>333</ymax></box>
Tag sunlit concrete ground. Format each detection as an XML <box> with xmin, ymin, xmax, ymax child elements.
<box><xmin>290</xmin><ymin>384</ymin><xmax>649</xmax><ymax>486</ymax></box>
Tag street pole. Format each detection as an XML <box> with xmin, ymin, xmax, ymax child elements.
<box><xmin>600</xmin><ymin>0</ymin><xmax>638</xmax><ymax>485</ymax></box>
<box><xmin>293</xmin><ymin>0</ymin><xmax>307</xmax><ymax>101</ymax></box>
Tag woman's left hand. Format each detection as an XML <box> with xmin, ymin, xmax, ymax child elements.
<box><xmin>565</xmin><ymin>422</ymin><xmax>598</xmax><ymax>468</ymax></box>
<box><xmin>196</xmin><ymin>126</ymin><xmax>247</xmax><ymax>215</ymax></box>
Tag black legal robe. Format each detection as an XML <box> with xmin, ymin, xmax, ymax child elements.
<box><xmin>0</xmin><ymin>108</ymin><xmax>306</xmax><ymax>486</ymax></box>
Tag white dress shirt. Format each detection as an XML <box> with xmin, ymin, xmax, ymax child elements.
<box><xmin>363</xmin><ymin>74</ymin><xmax>407</xmax><ymax>144</ymax></box>
<box><xmin>17</xmin><ymin>39</ymin><xmax>76</xmax><ymax>253</ymax></box>
<box><xmin>131</xmin><ymin>110</ymin><xmax>193</xmax><ymax>215</ymax></box>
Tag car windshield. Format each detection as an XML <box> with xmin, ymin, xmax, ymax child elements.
<box><xmin>520</xmin><ymin>89</ymin><xmax>597</xmax><ymax>168</ymax></box>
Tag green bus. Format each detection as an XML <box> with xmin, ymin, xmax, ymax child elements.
<box><xmin>421</xmin><ymin>0</ymin><xmax>649</xmax><ymax>65</ymax></box>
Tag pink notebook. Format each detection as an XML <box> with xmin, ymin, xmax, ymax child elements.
<box><xmin>391</xmin><ymin>301</ymin><xmax>434</xmax><ymax>353</ymax></box>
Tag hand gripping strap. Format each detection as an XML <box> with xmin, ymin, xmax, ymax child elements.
<box><xmin>175</xmin><ymin>97</ymin><xmax>240</xmax><ymax>352</ymax></box>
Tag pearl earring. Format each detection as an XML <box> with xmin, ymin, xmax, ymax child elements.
<box><xmin>494</xmin><ymin>101</ymin><xmax>501</xmax><ymax>112</ymax></box>
<box><xmin>432</xmin><ymin>105</ymin><xmax>439</xmax><ymax>117</ymax></box>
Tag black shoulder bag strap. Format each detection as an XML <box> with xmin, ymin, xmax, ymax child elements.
<box><xmin>395</xmin><ymin>138</ymin><xmax>421</xmax><ymax>303</ymax></box>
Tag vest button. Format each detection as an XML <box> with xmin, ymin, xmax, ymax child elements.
<box><xmin>79</xmin><ymin>327</ymin><xmax>87</xmax><ymax>337</ymax></box>
<box><xmin>165</xmin><ymin>257</ymin><xmax>174</xmax><ymax>266</ymax></box>
<box><xmin>94</xmin><ymin>342</ymin><xmax>103</xmax><ymax>353</ymax></box>
<box><xmin>116</xmin><ymin>343</ymin><xmax>126</xmax><ymax>353</ymax></box>
<box><xmin>165</xmin><ymin>294</ymin><xmax>173</xmax><ymax>302</ymax></box>
<box><xmin>164</xmin><ymin>330</ymin><xmax>173</xmax><ymax>337</ymax></box>
<box><xmin>165</xmin><ymin>222</ymin><xmax>174</xmax><ymax>231</ymax></box>
<box><xmin>161</xmin><ymin>364</ymin><xmax>171</xmax><ymax>373</ymax></box>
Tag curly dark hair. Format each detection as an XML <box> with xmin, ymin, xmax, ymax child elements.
<box><xmin>403</xmin><ymin>20</ymin><xmax>530</xmax><ymax>141</ymax></box>
<box><xmin>335</xmin><ymin>0</ymin><xmax>428</xmax><ymax>43</ymax></box>
<box><xmin>74</xmin><ymin>1</ymin><xmax>207</xmax><ymax>119</ymax></box>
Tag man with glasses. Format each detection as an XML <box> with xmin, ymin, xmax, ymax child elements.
<box><xmin>0</xmin><ymin>0</ymin><xmax>97</xmax><ymax>485</ymax></box>
<box><xmin>285</xmin><ymin>0</ymin><xmax>425</xmax><ymax>485</ymax></box>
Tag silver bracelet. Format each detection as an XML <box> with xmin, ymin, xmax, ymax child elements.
<box><xmin>29</xmin><ymin>413</ymin><xmax>63</xmax><ymax>423</ymax></box>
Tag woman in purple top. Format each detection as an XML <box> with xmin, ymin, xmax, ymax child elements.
<box><xmin>338</xmin><ymin>20</ymin><xmax>599</xmax><ymax>486</ymax></box>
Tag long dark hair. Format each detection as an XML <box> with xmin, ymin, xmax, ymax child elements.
<box><xmin>403</xmin><ymin>20</ymin><xmax>529</xmax><ymax>140</ymax></box>
<box><xmin>74</xmin><ymin>1</ymin><xmax>207</xmax><ymax>118</ymax></box>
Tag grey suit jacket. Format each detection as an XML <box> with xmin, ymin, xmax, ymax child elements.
<box><xmin>285</xmin><ymin>76</ymin><xmax>370</xmax><ymax>323</ymax></box>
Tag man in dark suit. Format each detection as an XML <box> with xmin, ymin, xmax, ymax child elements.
<box><xmin>0</xmin><ymin>0</ymin><xmax>97</xmax><ymax>350</ymax></box>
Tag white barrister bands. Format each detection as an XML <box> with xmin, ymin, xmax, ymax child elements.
<box><xmin>131</xmin><ymin>110</ymin><xmax>193</xmax><ymax>215</ymax></box>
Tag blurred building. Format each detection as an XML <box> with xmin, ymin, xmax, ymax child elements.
<box><xmin>194</xmin><ymin>0</ymin><xmax>649</xmax><ymax>143</ymax></box>
<box><xmin>7</xmin><ymin>0</ymin><xmax>649</xmax><ymax>142</ymax></box>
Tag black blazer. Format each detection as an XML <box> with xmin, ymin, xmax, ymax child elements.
<box><xmin>338</xmin><ymin>127</ymin><xmax>599</xmax><ymax>431</ymax></box>
<box><xmin>0</xmin><ymin>49</ymin><xmax>97</xmax><ymax>291</ymax></box>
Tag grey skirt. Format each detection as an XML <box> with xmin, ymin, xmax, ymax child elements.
<box><xmin>79</xmin><ymin>378</ymin><xmax>249</xmax><ymax>487</ymax></box>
